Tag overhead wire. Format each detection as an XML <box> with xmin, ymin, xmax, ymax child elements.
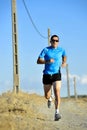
<box><xmin>22</xmin><ymin>0</ymin><xmax>48</xmax><ymax>39</ymax></box>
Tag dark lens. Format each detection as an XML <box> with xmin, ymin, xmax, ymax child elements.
<box><xmin>52</xmin><ymin>40</ymin><xmax>58</xmax><ymax>42</ymax></box>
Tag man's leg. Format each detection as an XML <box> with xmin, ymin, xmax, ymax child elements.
<box><xmin>53</xmin><ymin>81</ymin><xmax>61</xmax><ymax>120</ymax></box>
<box><xmin>43</xmin><ymin>84</ymin><xmax>52</xmax><ymax>108</ymax></box>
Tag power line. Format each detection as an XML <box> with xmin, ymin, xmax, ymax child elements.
<box><xmin>22</xmin><ymin>0</ymin><xmax>47</xmax><ymax>39</ymax></box>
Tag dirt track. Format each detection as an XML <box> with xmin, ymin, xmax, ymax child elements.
<box><xmin>0</xmin><ymin>92</ymin><xmax>87</xmax><ymax>130</ymax></box>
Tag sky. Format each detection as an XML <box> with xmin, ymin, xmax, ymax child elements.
<box><xmin>0</xmin><ymin>0</ymin><xmax>87</xmax><ymax>97</ymax></box>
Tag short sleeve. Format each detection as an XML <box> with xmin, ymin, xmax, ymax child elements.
<box><xmin>62</xmin><ymin>49</ymin><xmax>67</xmax><ymax>57</ymax></box>
<box><xmin>38</xmin><ymin>48</ymin><xmax>47</xmax><ymax>59</ymax></box>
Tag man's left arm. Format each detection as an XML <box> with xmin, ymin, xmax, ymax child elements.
<box><xmin>61</xmin><ymin>56</ymin><xmax>67</xmax><ymax>67</ymax></box>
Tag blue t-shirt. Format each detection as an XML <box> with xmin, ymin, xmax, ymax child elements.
<box><xmin>39</xmin><ymin>46</ymin><xmax>66</xmax><ymax>74</ymax></box>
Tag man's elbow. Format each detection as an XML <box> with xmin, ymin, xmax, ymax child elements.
<box><xmin>37</xmin><ymin>58</ymin><xmax>40</xmax><ymax>64</ymax></box>
<box><xmin>37</xmin><ymin>60</ymin><xmax>39</xmax><ymax>64</ymax></box>
<box><xmin>37</xmin><ymin>58</ymin><xmax>45</xmax><ymax>64</ymax></box>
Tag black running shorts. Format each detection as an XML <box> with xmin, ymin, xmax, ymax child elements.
<box><xmin>43</xmin><ymin>73</ymin><xmax>61</xmax><ymax>85</ymax></box>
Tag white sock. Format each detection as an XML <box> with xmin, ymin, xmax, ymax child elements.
<box><xmin>55</xmin><ymin>109</ymin><xmax>59</xmax><ymax>114</ymax></box>
<box><xmin>48</xmin><ymin>97</ymin><xmax>52</xmax><ymax>101</ymax></box>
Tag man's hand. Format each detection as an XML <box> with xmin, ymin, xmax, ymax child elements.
<box><xmin>61</xmin><ymin>62</ymin><xmax>67</xmax><ymax>67</ymax></box>
<box><xmin>45</xmin><ymin>58</ymin><xmax>54</xmax><ymax>64</ymax></box>
<box><xmin>49</xmin><ymin>58</ymin><xmax>55</xmax><ymax>63</ymax></box>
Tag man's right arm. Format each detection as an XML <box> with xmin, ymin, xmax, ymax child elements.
<box><xmin>37</xmin><ymin>57</ymin><xmax>46</xmax><ymax>64</ymax></box>
<box><xmin>37</xmin><ymin>57</ymin><xmax>54</xmax><ymax>64</ymax></box>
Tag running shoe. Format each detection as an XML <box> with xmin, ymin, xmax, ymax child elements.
<box><xmin>55</xmin><ymin>113</ymin><xmax>61</xmax><ymax>121</ymax></box>
<box><xmin>48</xmin><ymin>100</ymin><xmax>51</xmax><ymax>108</ymax></box>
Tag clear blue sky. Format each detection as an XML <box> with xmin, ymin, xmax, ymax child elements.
<box><xmin>0</xmin><ymin>0</ymin><xmax>87</xmax><ymax>97</ymax></box>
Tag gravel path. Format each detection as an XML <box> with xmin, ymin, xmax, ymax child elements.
<box><xmin>0</xmin><ymin>92</ymin><xmax>87</xmax><ymax>130</ymax></box>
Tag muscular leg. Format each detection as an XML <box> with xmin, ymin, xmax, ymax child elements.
<box><xmin>53</xmin><ymin>81</ymin><xmax>61</xmax><ymax>110</ymax></box>
<box><xmin>43</xmin><ymin>84</ymin><xmax>52</xmax><ymax>99</ymax></box>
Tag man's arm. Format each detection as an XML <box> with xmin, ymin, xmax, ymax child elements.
<box><xmin>61</xmin><ymin>56</ymin><xmax>67</xmax><ymax>67</ymax></box>
<box><xmin>37</xmin><ymin>57</ymin><xmax>54</xmax><ymax>64</ymax></box>
<box><xmin>37</xmin><ymin>57</ymin><xmax>46</xmax><ymax>64</ymax></box>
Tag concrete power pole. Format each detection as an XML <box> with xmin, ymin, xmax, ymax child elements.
<box><xmin>66</xmin><ymin>64</ymin><xmax>70</xmax><ymax>98</ymax></box>
<box><xmin>48</xmin><ymin>28</ymin><xmax>50</xmax><ymax>46</ymax></box>
<box><xmin>12</xmin><ymin>0</ymin><xmax>20</xmax><ymax>93</ymax></box>
<box><xmin>73</xmin><ymin>77</ymin><xmax>77</xmax><ymax>99</ymax></box>
<box><xmin>48</xmin><ymin>29</ymin><xmax>54</xmax><ymax>98</ymax></box>
<box><xmin>48</xmin><ymin>28</ymin><xmax>53</xmax><ymax>98</ymax></box>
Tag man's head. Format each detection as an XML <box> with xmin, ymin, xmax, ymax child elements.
<box><xmin>50</xmin><ymin>35</ymin><xmax>59</xmax><ymax>48</ymax></box>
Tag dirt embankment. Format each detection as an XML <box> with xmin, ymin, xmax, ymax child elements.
<box><xmin>0</xmin><ymin>92</ymin><xmax>87</xmax><ymax>130</ymax></box>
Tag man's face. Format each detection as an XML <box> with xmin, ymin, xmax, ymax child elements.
<box><xmin>51</xmin><ymin>37</ymin><xmax>59</xmax><ymax>48</ymax></box>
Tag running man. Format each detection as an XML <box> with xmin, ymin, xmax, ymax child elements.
<box><xmin>37</xmin><ymin>35</ymin><xmax>67</xmax><ymax>121</ymax></box>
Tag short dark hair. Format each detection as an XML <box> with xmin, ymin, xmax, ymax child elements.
<box><xmin>50</xmin><ymin>35</ymin><xmax>59</xmax><ymax>42</ymax></box>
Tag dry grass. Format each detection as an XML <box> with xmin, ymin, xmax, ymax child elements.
<box><xmin>0</xmin><ymin>91</ymin><xmax>87</xmax><ymax>130</ymax></box>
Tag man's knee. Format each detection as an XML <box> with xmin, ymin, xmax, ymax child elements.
<box><xmin>44</xmin><ymin>85</ymin><xmax>51</xmax><ymax>99</ymax></box>
<box><xmin>44</xmin><ymin>94</ymin><xmax>50</xmax><ymax>99</ymax></box>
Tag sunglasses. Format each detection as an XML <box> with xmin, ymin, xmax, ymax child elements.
<box><xmin>52</xmin><ymin>39</ymin><xmax>59</xmax><ymax>42</ymax></box>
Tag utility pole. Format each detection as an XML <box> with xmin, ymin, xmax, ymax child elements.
<box><xmin>12</xmin><ymin>0</ymin><xmax>20</xmax><ymax>93</ymax></box>
<box><xmin>48</xmin><ymin>28</ymin><xmax>54</xmax><ymax>98</ymax></box>
<box><xmin>73</xmin><ymin>77</ymin><xmax>77</xmax><ymax>99</ymax></box>
<box><xmin>48</xmin><ymin>28</ymin><xmax>50</xmax><ymax>46</ymax></box>
<box><xmin>66</xmin><ymin>64</ymin><xmax>70</xmax><ymax>98</ymax></box>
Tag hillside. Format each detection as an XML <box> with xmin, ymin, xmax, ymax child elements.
<box><xmin>0</xmin><ymin>92</ymin><xmax>87</xmax><ymax>130</ymax></box>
